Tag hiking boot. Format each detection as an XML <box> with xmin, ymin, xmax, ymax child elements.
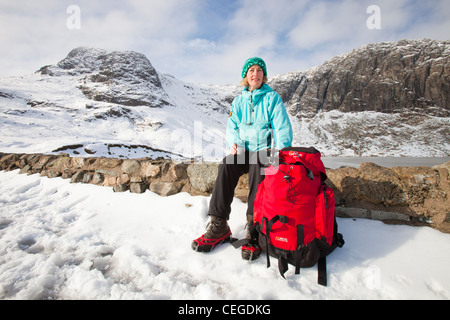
<box><xmin>192</xmin><ymin>216</ymin><xmax>232</xmax><ymax>252</ymax></box>
<box><xmin>241</xmin><ymin>215</ymin><xmax>262</xmax><ymax>261</ymax></box>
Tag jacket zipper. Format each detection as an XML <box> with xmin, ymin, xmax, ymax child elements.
<box><xmin>249</xmin><ymin>93</ymin><xmax>254</xmax><ymax>125</ymax></box>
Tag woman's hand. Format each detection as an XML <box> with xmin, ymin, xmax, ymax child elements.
<box><xmin>230</xmin><ymin>143</ymin><xmax>238</xmax><ymax>155</ymax></box>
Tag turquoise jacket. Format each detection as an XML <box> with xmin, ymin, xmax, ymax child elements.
<box><xmin>226</xmin><ymin>84</ymin><xmax>293</xmax><ymax>152</ymax></box>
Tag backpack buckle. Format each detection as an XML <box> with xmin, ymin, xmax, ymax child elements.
<box><xmin>278</xmin><ymin>215</ymin><xmax>288</xmax><ymax>224</ymax></box>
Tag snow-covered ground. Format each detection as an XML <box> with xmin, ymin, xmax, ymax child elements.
<box><xmin>1</xmin><ymin>169</ymin><xmax>449</xmax><ymax>300</ymax></box>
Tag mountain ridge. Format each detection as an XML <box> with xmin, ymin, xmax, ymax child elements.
<box><xmin>38</xmin><ymin>47</ymin><xmax>170</xmax><ymax>108</ymax></box>
<box><xmin>270</xmin><ymin>38</ymin><xmax>449</xmax><ymax>118</ymax></box>
<box><xmin>0</xmin><ymin>39</ymin><xmax>448</xmax><ymax>158</ymax></box>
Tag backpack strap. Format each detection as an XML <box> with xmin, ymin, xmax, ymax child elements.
<box><xmin>261</xmin><ymin>217</ymin><xmax>271</xmax><ymax>269</ymax></box>
<box><xmin>230</xmin><ymin>238</ymin><xmax>250</xmax><ymax>249</ymax></box>
<box><xmin>260</xmin><ymin>217</ymin><xmax>330</xmax><ymax>285</ymax></box>
<box><xmin>231</xmin><ymin>217</ymin><xmax>260</xmax><ymax>249</ymax></box>
<box><xmin>261</xmin><ymin>215</ymin><xmax>289</xmax><ymax>271</ymax></box>
<box><xmin>318</xmin><ymin>256</ymin><xmax>327</xmax><ymax>286</ymax></box>
<box><xmin>295</xmin><ymin>225</ymin><xmax>305</xmax><ymax>275</ymax></box>
<box><xmin>278</xmin><ymin>253</ymin><xmax>289</xmax><ymax>279</ymax></box>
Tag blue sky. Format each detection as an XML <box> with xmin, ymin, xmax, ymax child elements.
<box><xmin>0</xmin><ymin>0</ymin><xmax>449</xmax><ymax>85</ymax></box>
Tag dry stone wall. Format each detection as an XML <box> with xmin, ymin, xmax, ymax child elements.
<box><xmin>327</xmin><ymin>162</ymin><xmax>450</xmax><ymax>233</ymax></box>
<box><xmin>1</xmin><ymin>152</ymin><xmax>449</xmax><ymax>233</ymax></box>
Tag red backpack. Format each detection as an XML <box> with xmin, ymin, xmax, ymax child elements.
<box><xmin>253</xmin><ymin>147</ymin><xmax>344</xmax><ymax>286</ymax></box>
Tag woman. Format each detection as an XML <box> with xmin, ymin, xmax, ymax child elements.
<box><xmin>192</xmin><ymin>57</ymin><xmax>293</xmax><ymax>260</ymax></box>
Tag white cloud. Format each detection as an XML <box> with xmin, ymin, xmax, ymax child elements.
<box><xmin>398</xmin><ymin>0</ymin><xmax>450</xmax><ymax>41</ymax></box>
<box><xmin>288</xmin><ymin>1</ymin><xmax>353</xmax><ymax>49</ymax></box>
<box><xmin>169</xmin><ymin>0</ymin><xmax>311</xmax><ymax>84</ymax></box>
<box><xmin>0</xmin><ymin>0</ymin><xmax>448</xmax><ymax>84</ymax></box>
<box><xmin>0</xmin><ymin>0</ymin><xmax>201</xmax><ymax>77</ymax></box>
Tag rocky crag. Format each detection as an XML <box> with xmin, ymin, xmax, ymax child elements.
<box><xmin>270</xmin><ymin>39</ymin><xmax>449</xmax><ymax>118</ymax></box>
<box><xmin>269</xmin><ymin>39</ymin><xmax>449</xmax><ymax>156</ymax></box>
<box><xmin>38</xmin><ymin>47</ymin><xmax>171</xmax><ymax>108</ymax></box>
<box><xmin>1</xmin><ymin>152</ymin><xmax>449</xmax><ymax>233</ymax></box>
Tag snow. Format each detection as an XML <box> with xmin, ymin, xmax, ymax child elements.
<box><xmin>0</xmin><ymin>69</ymin><xmax>233</xmax><ymax>161</ymax></box>
<box><xmin>1</xmin><ymin>169</ymin><xmax>449</xmax><ymax>300</ymax></box>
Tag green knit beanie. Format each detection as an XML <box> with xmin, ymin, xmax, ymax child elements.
<box><xmin>241</xmin><ymin>57</ymin><xmax>267</xmax><ymax>79</ymax></box>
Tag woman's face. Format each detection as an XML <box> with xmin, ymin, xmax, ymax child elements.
<box><xmin>246</xmin><ymin>65</ymin><xmax>264</xmax><ymax>91</ymax></box>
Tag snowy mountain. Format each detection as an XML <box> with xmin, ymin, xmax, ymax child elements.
<box><xmin>0</xmin><ymin>39</ymin><xmax>449</xmax><ymax>159</ymax></box>
<box><xmin>269</xmin><ymin>39</ymin><xmax>450</xmax><ymax>157</ymax></box>
<box><xmin>0</xmin><ymin>47</ymin><xmax>238</xmax><ymax>160</ymax></box>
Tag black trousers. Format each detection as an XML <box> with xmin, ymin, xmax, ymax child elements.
<box><xmin>208</xmin><ymin>149</ymin><xmax>271</xmax><ymax>220</ymax></box>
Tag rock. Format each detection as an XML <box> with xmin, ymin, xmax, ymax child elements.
<box><xmin>169</xmin><ymin>163</ymin><xmax>187</xmax><ymax>180</ymax></box>
<box><xmin>336</xmin><ymin>207</ymin><xmax>411</xmax><ymax>222</ymax></box>
<box><xmin>113</xmin><ymin>184</ymin><xmax>128</xmax><ymax>192</ymax></box>
<box><xmin>96</xmin><ymin>169</ymin><xmax>119</xmax><ymax>177</ymax></box>
<box><xmin>71</xmin><ymin>157</ymin><xmax>86</xmax><ymax>169</ymax></box>
<box><xmin>355</xmin><ymin>162</ymin><xmax>402</xmax><ymax>205</ymax></box>
<box><xmin>94</xmin><ymin>158</ymin><xmax>122</xmax><ymax>169</ymax></box>
<box><xmin>150</xmin><ymin>181</ymin><xmax>183</xmax><ymax>197</ymax></box>
<box><xmin>392</xmin><ymin>166</ymin><xmax>439</xmax><ymax>205</ymax></box>
<box><xmin>50</xmin><ymin>156</ymin><xmax>72</xmax><ymax>171</ymax></box>
<box><xmin>130</xmin><ymin>176</ymin><xmax>143</xmax><ymax>183</ymax></box>
<box><xmin>82</xmin><ymin>172</ymin><xmax>93</xmax><ymax>184</ymax></box>
<box><xmin>187</xmin><ymin>163</ymin><xmax>219</xmax><ymax>193</ymax></box>
<box><xmin>432</xmin><ymin>161</ymin><xmax>450</xmax><ymax>172</ymax></box>
<box><xmin>53</xmin><ymin>47</ymin><xmax>170</xmax><ymax>108</ymax></box>
<box><xmin>269</xmin><ymin>39</ymin><xmax>449</xmax><ymax>156</ymax></box>
<box><xmin>61</xmin><ymin>170</ymin><xmax>73</xmax><ymax>179</ymax></box>
<box><xmin>102</xmin><ymin>175</ymin><xmax>117</xmax><ymax>187</ymax></box>
<box><xmin>0</xmin><ymin>154</ymin><xmax>18</xmax><ymax>170</ymax></box>
<box><xmin>326</xmin><ymin>166</ymin><xmax>359</xmax><ymax>205</ymax></box>
<box><xmin>92</xmin><ymin>172</ymin><xmax>104</xmax><ymax>184</ymax></box>
<box><xmin>46</xmin><ymin>171</ymin><xmax>62</xmax><ymax>178</ymax></box>
<box><xmin>117</xmin><ymin>174</ymin><xmax>130</xmax><ymax>185</ymax></box>
<box><xmin>140</xmin><ymin>162</ymin><xmax>161</xmax><ymax>178</ymax></box>
<box><xmin>121</xmin><ymin>159</ymin><xmax>141</xmax><ymax>174</ymax></box>
<box><xmin>70</xmin><ymin>171</ymin><xmax>86</xmax><ymax>183</ymax></box>
<box><xmin>130</xmin><ymin>182</ymin><xmax>148</xmax><ymax>194</ymax></box>
<box><xmin>19</xmin><ymin>165</ymin><xmax>31</xmax><ymax>175</ymax></box>
<box><xmin>270</xmin><ymin>39</ymin><xmax>450</xmax><ymax>118</ymax></box>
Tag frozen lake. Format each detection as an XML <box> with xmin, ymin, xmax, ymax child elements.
<box><xmin>322</xmin><ymin>157</ymin><xmax>450</xmax><ymax>169</ymax></box>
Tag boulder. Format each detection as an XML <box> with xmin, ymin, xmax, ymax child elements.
<box><xmin>150</xmin><ymin>182</ymin><xmax>183</xmax><ymax>197</ymax></box>
<box><xmin>121</xmin><ymin>160</ymin><xmax>141</xmax><ymax>175</ymax></box>
<box><xmin>187</xmin><ymin>163</ymin><xmax>219</xmax><ymax>193</ymax></box>
<box><xmin>130</xmin><ymin>182</ymin><xmax>148</xmax><ymax>194</ymax></box>
<box><xmin>140</xmin><ymin>162</ymin><xmax>161</xmax><ymax>178</ymax></box>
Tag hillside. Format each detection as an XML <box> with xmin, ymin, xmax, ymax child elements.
<box><xmin>0</xmin><ymin>39</ymin><xmax>448</xmax><ymax>158</ymax></box>
<box><xmin>269</xmin><ymin>39</ymin><xmax>449</xmax><ymax>156</ymax></box>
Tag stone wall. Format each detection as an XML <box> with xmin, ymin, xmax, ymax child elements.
<box><xmin>1</xmin><ymin>152</ymin><xmax>449</xmax><ymax>233</ymax></box>
<box><xmin>327</xmin><ymin>162</ymin><xmax>449</xmax><ymax>233</ymax></box>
